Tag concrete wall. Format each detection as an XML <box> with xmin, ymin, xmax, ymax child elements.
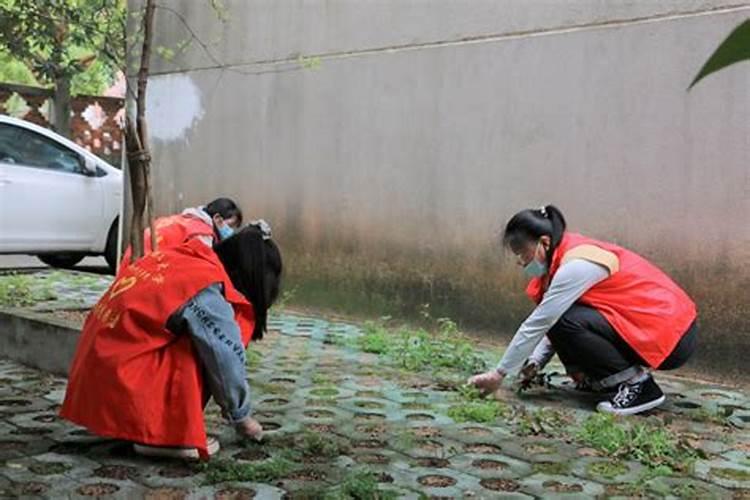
<box><xmin>135</xmin><ymin>1</ymin><xmax>750</xmax><ymax>378</ymax></box>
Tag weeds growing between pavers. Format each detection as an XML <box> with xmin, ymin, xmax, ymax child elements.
<box><xmin>358</xmin><ymin>318</ymin><xmax>488</xmax><ymax>377</ymax></box>
<box><xmin>0</xmin><ymin>273</ymin><xmax>57</xmax><ymax>307</ymax></box>
<box><xmin>577</xmin><ymin>412</ymin><xmax>701</xmax><ymax>472</ymax></box>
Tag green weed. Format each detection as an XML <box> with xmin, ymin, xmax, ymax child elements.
<box><xmin>587</xmin><ymin>460</ymin><xmax>628</xmax><ymax>479</ymax></box>
<box><xmin>577</xmin><ymin>413</ymin><xmax>699</xmax><ymax>472</ymax></box>
<box><xmin>201</xmin><ymin>456</ymin><xmax>295</xmax><ymax>484</ymax></box>
<box><xmin>299</xmin><ymin>431</ymin><xmax>349</xmax><ymax>458</ymax></box>
<box><xmin>447</xmin><ymin>400</ymin><xmax>508</xmax><ymax>424</ymax></box>
<box><xmin>513</xmin><ymin>407</ymin><xmax>571</xmax><ymax>437</ymax></box>
<box><xmin>0</xmin><ymin>273</ymin><xmax>57</xmax><ymax>307</ymax></box>
<box><xmin>324</xmin><ymin>470</ymin><xmax>398</xmax><ymax>500</ymax></box>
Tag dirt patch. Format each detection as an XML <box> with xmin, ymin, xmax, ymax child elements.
<box><xmin>32</xmin><ymin>414</ymin><xmax>58</xmax><ymax>423</ymax></box>
<box><xmin>93</xmin><ymin>464</ymin><xmax>139</xmax><ymax>480</ymax></box>
<box><xmin>523</xmin><ymin>443</ymin><xmax>555</xmax><ymax>454</ymax></box>
<box><xmin>472</xmin><ymin>459</ymin><xmax>508</xmax><ymax>470</ymax></box>
<box><xmin>354</xmin><ymin>401</ymin><xmax>386</xmax><ymax>409</ymax></box>
<box><xmin>269</xmin><ymin>378</ymin><xmax>296</xmax><ymax>385</ymax></box>
<box><xmin>158</xmin><ymin>464</ymin><xmax>197</xmax><ymax>478</ymax></box>
<box><xmin>354</xmin><ymin>413</ymin><xmax>386</xmax><ymax>422</ymax></box>
<box><xmin>415</xmin><ymin>457</ymin><xmax>450</xmax><ymax>468</ymax></box>
<box><xmin>15</xmin><ymin>482</ymin><xmax>49</xmax><ymax>495</ymax></box>
<box><xmin>355</xmin><ymin>391</ymin><xmax>383</xmax><ymax>398</ymax></box>
<box><xmin>355</xmin><ymin>423</ymin><xmax>388</xmax><ymax>435</ymax></box>
<box><xmin>144</xmin><ymin>487</ymin><xmax>189</xmax><ymax>500</ymax></box>
<box><xmin>543</xmin><ymin>481</ymin><xmax>584</xmax><ymax>493</ymax></box>
<box><xmin>358</xmin><ymin>376</ymin><xmax>383</xmax><ymax>387</ymax></box>
<box><xmin>416</xmin><ymin>440</ymin><xmax>443</xmax><ymax>452</ymax></box>
<box><xmin>260</xmin><ymin>422</ymin><xmax>281</xmax><ymax>430</ymax></box>
<box><xmin>306</xmin><ymin>398</ymin><xmax>338</xmax><ymax>407</ymax></box>
<box><xmin>305</xmin><ymin>423</ymin><xmax>336</xmax><ymax>433</ymax></box>
<box><xmin>48</xmin><ymin>442</ymin><xmax>92</xmax><ymax>455</ymax></box>
<box><xmin>465</xmin><ymin>443</ymin><xmax>502</xmax><ymax>454</ymax></box>
<box><xmin>480</xmin><ymin>478</ymin><xmax>520</xmax><ymax>491</ymax></box>
<box><xmin>303</xmin><ymin>410</ymin><xmax>336</xmax><ymax>419</ymax></box>
<box><xmin>233</xmin><ymin>449</ymin><xmax>270</xmax><ymax>462</ymax></box>
<box><xmin>0</xmin><ymin>398</ymin><xmax>31</xmax><ymax>407</ymax></box>
<box><xmin>10</xmin><ymin>426</ymin><xmax>53</xmax><ymax>435</ymax></box>
<box><xmin>77</xmin><ymin>483</ymin><xmax>120</xmax><ymax>496</ymax></box>
<box><xmin>0</xmin><ymin>440</ymin><xmax>26</xmax><ymax>450</ymax></box>
<box><xmin>215</xmin><ymin>488</ymin><xmax>256</xmax><ymax>499</ymax></box>
<box><xmin>401</xmin><ymin>402</ymin><xmax>431</xmax><ymax>410</ymax></box>
<box><xmin>261</xmin><ymin>398</ymin><xmax>289</xmax><ymax>406</ymax></box>
<box><xmin>413</xmin><ymin>426</ymin><xmax>442</xmax><ymax>438</ymax></box>
<box><xmin>354</xmin><ymin>453</ymin><xmax>390</xmax><ymax>464</ymax></box>
<box><xmin>353</xmin><ymin>439</ymin><xmax>385</xmax><ymax>449</ymax></box>
<box><xmin>577</xmin><ymin>447</ymin><xmax>600</xmax><ymax>457</ymax></box>
<box><xmin>286</xmin><ymin>469</ymin><xmax>327</xmax><ymax>481</ymax></box>
<box><xmin>418</xmin><ymin>475</ymin><xmax>457</xmax><ymax>488</ymax></box>
<box><xmin>406</xmin><ymin>413</ymin><xmax>435</xmax><ymax>421</ymax></box>
<box><xmin>28</xmin><ymin>461</ymin><xmax>71</xmax><ymax>475</ymax></box>
<box><xmin>463</xmin><ymin>427</ymin><xmax>493</xmax><ymax>436</ymax></box>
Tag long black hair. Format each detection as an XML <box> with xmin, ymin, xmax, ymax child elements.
<box><xmin>213</xmin><ymin>225</ymin><xmax>282</xmax><ymax>340</ymax></box>
<box><xmin>205</xmin><ymin>197</ymin><xmax>243</xmax><ymax>226</ymax></box>
<box><xmin>502</xmin><ymin>205</ymin><xmax>567</xmax><ymax>271</ymax></box>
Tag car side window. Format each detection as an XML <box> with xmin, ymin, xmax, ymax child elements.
<box><xmin>0</xmin><ymin>123</ymin><xmax>85</xmax><ymax>174</ymax></box>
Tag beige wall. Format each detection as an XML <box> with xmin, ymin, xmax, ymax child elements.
<box><xmin>135</xmin><ymin>1</ymin><xmax>750</xmax><ymax>378</ymax></box>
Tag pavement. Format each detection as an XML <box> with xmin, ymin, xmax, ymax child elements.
<box><xmin>0</xmin><ymin>256</ymin><xmax>110</xmax><ymax>275</ymax></box>
<box><xmin>0</xmin><ymin>270</ymin><xmax>749</xmax><ymax>499</ymax></box>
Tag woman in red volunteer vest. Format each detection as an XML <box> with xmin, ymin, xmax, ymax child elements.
<box><xmin>119</xmin><ymin>197</ymin><xmax>244</xmax><ymax>271</ymax></box>
<box><xmin>469</xmin><ymin>205</ymin><xmax>697</xmax><ymax>415</ymax></box>
<box><xmin>61</xmin><ymin>223</ymin><xmax>282</xmax><ymax>458</ymax></box>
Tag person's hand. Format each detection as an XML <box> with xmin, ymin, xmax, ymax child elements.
<box><xmin>519</xmin><ymin>360</ymin><xmax>539</xmax><ymax>384</ymax></box>
<box><xmin>467</xmin><ymin>370</ymin><xmax>504</xmax><ymax>394</ymax></box>
<box><xmin>235</xmin><ymin>417</ymin><xmax>263</xmax><ymax>442</ymax></box>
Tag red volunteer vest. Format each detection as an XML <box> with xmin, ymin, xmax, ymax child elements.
<box><xmin>60</xmin><ymin>239</ymin><xmax>254</xmax><ymax>458</ymax></box>
<box><xmin>527</xmin><ymin>233</ymin><xmax>696</xmax><ymax>368</ymax></box>
<box><xmin>119</xmin><ymin>214</ymin><xmax>215</xmax><ymax>272</ymax></box>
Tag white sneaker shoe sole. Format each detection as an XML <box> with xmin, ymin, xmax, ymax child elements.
<box><xmin>134</xmin><ymin>436</ymin><xmax>220</xmax><ymax>459</ymax></box>
<box><xmin>596</xmin><ymin>395</ymin><xmax>666</xmax><ymax>416</ymax></box>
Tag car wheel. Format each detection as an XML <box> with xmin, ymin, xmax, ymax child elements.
<box><xmin>37</xmin><ymin>254</ymin><xmax>85</xmax><ymax>269</ymax></box>
<box><xmin>104</xmin><ymin>218</ymin><xmax>119</xmax><ymax>273</ymax></box>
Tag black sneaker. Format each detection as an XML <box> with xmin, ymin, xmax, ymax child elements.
<box><xmin>596</xmin><ymin>375</ymin><xmax>665</xmax><ymax>415</ymax></box>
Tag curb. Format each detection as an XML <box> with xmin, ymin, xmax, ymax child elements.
<box><xmin>0</xmin><ymin>307</ymin><xmax>80</xmax><ymax>376</ymax></box>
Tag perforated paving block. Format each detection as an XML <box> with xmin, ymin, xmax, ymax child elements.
<box><xmin>519</xmin><ymin>472</ymin><xmax>606</xmax><ymax>498</ymax></box>
<box><xmin>694</xmin><ymin>458</ymin><xmax>750</xmax><ymax>490</ymax></box>
<box><xmin>3</xmin><ymin>298</ymin><xmax>750</xmax><ymax>497</ymax></box>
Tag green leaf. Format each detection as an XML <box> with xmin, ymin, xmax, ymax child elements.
<box><xmin>689</xmin><ymin>18</ymin><xmax>750</xmax><ymax>89</ymax></box>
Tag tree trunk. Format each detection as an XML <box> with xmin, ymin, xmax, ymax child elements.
<box><xmin>125</xmin><ymin>0</ymin><xmax>158</xmax><ymax>262</ymax></box>
<box><xmin>52</xmin><ymin>75</ymin><xmax>71</xmax><ymax>138</ymax></box>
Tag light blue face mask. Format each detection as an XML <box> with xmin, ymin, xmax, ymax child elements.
<box><xmin>217</xmin><ymin>224</ymin><xmax>234</xmax><ymax>240</ymax></box>
<box><xmin>523</xmin><ymin>242</ymin><xmax>548</xmax><ymax>278</ymax></box>
<box><xmin>523</xmin><ymin>258</ymin><xmax>547</xmax><ymax>278</ymax></box>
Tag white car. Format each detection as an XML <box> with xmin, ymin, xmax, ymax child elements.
<box><xmin>0</xmin><ymin>115</ymin><xmax>122</xmax><ymax>271</ymax></box>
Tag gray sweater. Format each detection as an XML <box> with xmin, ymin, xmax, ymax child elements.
<box><xmin>496</xmin><ymin>259</ymin><xmax>610</xmax><ymax>376</ymax></box>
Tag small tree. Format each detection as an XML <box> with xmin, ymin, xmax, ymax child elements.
<box><xmin>0</xmin><ymin>0</ymin><xmax>125</xmax><ymax>137</ymax></box>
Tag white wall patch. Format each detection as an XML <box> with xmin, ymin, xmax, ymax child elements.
<box><xmin>145</xmin><ymin>74</ymin><xmax>204</xmax><ymax>142</ymax></box>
